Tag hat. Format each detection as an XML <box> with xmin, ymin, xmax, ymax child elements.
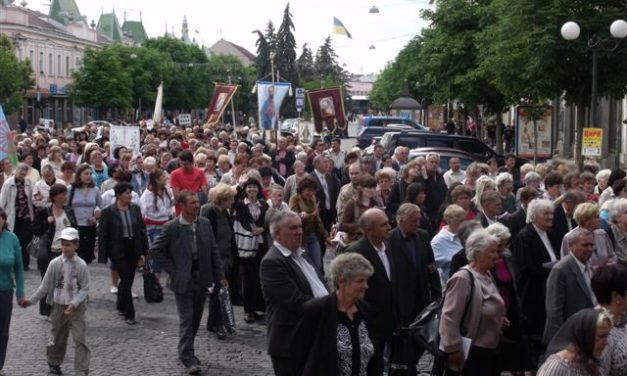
<box><xmin>59</xmin><ymin>227</ymin><xmax>79</xmax><ymax>241</ymax></box>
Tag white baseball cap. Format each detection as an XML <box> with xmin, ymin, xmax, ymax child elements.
<box><xmin>59</xmin><ymin>227</ymin><xmax>79</xmax><ymax>241</ymax></box>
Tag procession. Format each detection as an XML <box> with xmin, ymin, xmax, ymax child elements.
<box><xmin>2</xmin><ymin>0</ymin><xmax>627</xmax><ymax>376</ymax></box>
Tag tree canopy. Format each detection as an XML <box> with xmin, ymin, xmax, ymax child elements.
<box><xmin>0</xmin><ymin>35</ymin><xmax>34</xmax><ymax>115</ymax></box>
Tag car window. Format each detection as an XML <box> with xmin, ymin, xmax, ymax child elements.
<box><xmin>459</xmin><ymin>140</ymin><xmax>493</xmax><ymax>156</ymax></box>
<box><xmin>397</xmin><ymin>136</ymin><xmax>425</xmax><ymax>149</ymax></box>
<box><xmin>426</xmin><ymin>137</ymin><xmax>454</xmax><ymax>148</ymax></box>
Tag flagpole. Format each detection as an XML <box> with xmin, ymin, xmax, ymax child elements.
<box><xmin>270</xmin><ymin>52</ymin><xmax>276</xmax><ymax>141</ymax></box>
<box><xmin>228</xmin><ymin>74</ymin><xmax>237</xmax><ymax>127</ymax></box>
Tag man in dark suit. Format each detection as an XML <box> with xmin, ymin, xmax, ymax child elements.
<box><xmin>500</xmin><ymin>186</ymin><xmax>539</xmax><ymax>242</ymax></box>
<box><xmin>344</xmin><ymin>208</ymin><xmax>395</xmax><ymax>375</ymax></box>
<box><xmin>269</xmin><ymin>137</ymin><xmax>296</xmax><ymax>179</ymax></box>
<box><xmin>543</xmin><ymin>228</ymin><xmax>596</xmax><ymax>344</ymax></box>
<box><xmin>424</xmin><ymin>153</ymin><xmax>448</xmax><ymax>229</ymax></box>
<box><xmin>150</xmin><ymin>191</ymin><xmax>227</xmax><ymax>375</ymax></box>
<box><xmin>551</xmin><ymin>189</ymin><xmax>585</xmax><ymax>245</ymax></box>
<box><xmin>388</xmin><ymin>203</ymin><xmax>441</xmax><ymax>376</ymax></box>
<box><xmin>260</xmin><ymin>211</ymin><xmax>328</xmax><ymax>375</ymax></box>
<box><xmin>311</xmin><ymin>154</ymin><xmax>340</xmax><ymax>232</ymax></box>
<box><xmin>511</xmin><ymin>198</ymin><xmax>561</xmax><ymax>366</ymax></box>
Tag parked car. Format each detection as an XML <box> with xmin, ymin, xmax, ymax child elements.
<box><xmin>356</xmin><ymin>124</ymin><xmax>416</xmax><ymax>149</ymax></box>
<box><xmin>358</xmin><ymin>115</ymin><xmax>428</xmax><ymax>134</ymax></box>
<box><xmin>367</xmin><ymin>130</ymin><xmax>528</xmax><ymax>168</ymax></box>
<box><xmin>408</xmin><ymin>147</ymin><xmax>475</xmax><ymax>171</ymax></box>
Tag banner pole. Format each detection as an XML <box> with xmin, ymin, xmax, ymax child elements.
<box><xmin>228</xmin><ymin>75</ymin><xmax>237</xmax><ymax>127</ymax></box>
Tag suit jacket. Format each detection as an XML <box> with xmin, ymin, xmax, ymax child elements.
<box><xmin>387</xmin><ymin>227</ymin><xmax>442</xmax><ymax>325</ymax></box>
<box><xmin>98</xmin><ymin>203</ymin><xmax>148</xmax><ymax>263</ymax></box>
<box><xmin>500</xmin><ymin>208</ymin><xmax>527</xmax><ymax>242</ymax></box>
<box><xmin>542</xmin><ymin>254</ymin><xmax>595</xmax><ymax>344</ymax></box>
<box><xmin>511</xmin><ymin>223</ymin><xmax>561</xmax><ymax>336</ymax></box>
<box><xmin>260</xmin><ymin>245</ymin><xmax>327</xmax><ymax>357</ymax></box>
<box><xmin>552</xmin><ymin>205</ymin><xmax>577</xmax><ymax>246</ymax></box>
<box><xmin>291</xmin><ymin>293</ymin><xmax>374</xmax><ymax>376</ymax></box>
<box><xmin>475</xmin><ymin>212</ymin><xmax>491</xmax><ymax>228</ymax></box>
<box><xmin>270</xmin><ymin>148</ymin><xmax>296</xmax><ymax>178</ymax></box>
<box><xmin>311</xmin><ymin>170</ymin><xmax>340</xmax><ymax>224</ymax></box>
<box><xmin>149</xmin><ymin>216</ymin><xmax>225</xmax><ymax>294</ymax></box>
<box><xmin>344</xmin><ymin>237</ymin><xmax>396</xmax><ymax>342</ymax></box>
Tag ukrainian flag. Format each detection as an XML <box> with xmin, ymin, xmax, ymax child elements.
<box><xmin>333</xmin><ymin>17</ymin><xmax>352</xmax><ymax>39</ymax></box>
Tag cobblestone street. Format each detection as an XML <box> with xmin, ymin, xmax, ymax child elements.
<box><xmin>4</xmin><ymin>263</ymin><xmax>273</xmax><ymax>376</ymax></box>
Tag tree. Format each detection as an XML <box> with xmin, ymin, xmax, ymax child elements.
<box><xmin>296</xmin><ymin>43</ymin><xmax>315</xmax><ymax>81</ymax></box>
<box><xmin>252</xmin><ymin>29</ymin><xmax>271</xmax><ymax>79</ymax></box>
<box><xmin>0</xmin><ymin>35</ymin><xmax>34</xmax><ymax>115</ymax></box>
<box><xmin>69</xmin><ymin>46</ymin><xmax>133</xmax><ymax>116</ymax></box>
<box><xmin>315</xmin><ymin>36</ymin><xmax>341</xmax><ymax>81</ymax></box>
<box><xmin>275</xmin><ymin>3</ymin><xmax>299</xmax><ymax>117</ymax></box>
<box><xmin>206</xmin><ymin>54</ymin><xmax>257</xmax><ymax>116</ymax></box>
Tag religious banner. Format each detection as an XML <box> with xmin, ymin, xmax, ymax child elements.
<box><xmin>110</xmin><ymin>125</ymin><xmax>141</xmax><ymax>158</ymax></box>
<box><xmin>257</xmin><ymin>81</ymin><xmax>291</xmax><ymax>130</ymax></box>
<box><xmin>0</xmin><ymin>105</ymin><xmax>17</xmax><ymax>166</ymax></box>
<box><xmin>206</xmin><ymin>83</ymin><xmax>238</xmax><ymax>127</ymax></box>
<box><xmin>306</xmin><ymin>86</ymin><xmax>347</xmax><ymax>133</ymax></box>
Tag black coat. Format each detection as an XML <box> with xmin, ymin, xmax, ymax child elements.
<box><xmin>387</xmin><ymin>227</ymin><xmax>442</xmax><ymax>326</ymax></box>
<box><xmin>291</xmin><ymin>293</ymin><xmax>374</xmax><ymax>376</ymax></box>
<box><xmin>552</xmin><ymin>205</ymin><xmax>577</xmax><ymax>247</ymax></box>
<box><xmin>500</xmin><ymin>208</ymin><xmax>527</xmax><ymax>243</ymax></box>
<box><xmin>270</xmin><ymin>148</ymin><xmax>296</xmax><ymax>178</ymax></box>
<box><xmin>511</xmin><ymin>223</ymin><xmax>560</xmax><ymax>337</ymax></box>
<box><xmin>344</xmin><ymin>237</ymin><xmax>397</xmax><ymax>342</ymax></box>
<box><xmin>311</xmin><ymin>170</ymin><xmax>340</xmax><ymax>229</ymax></box>
<box><xmin>260</xmin><ymin>245</ymin><xmax>327</xmax><ymax>357</ymax></box>
<box><xmin>423</xmin><ymin>172</ymin><xmax>448</xmax><ymax>228</ymax></box>
<box><xmin>32</xmin><ymin>204</ymin><xmax>78</xmax><ymax>252</ymax></box>
<box><xmin>98</xmin><ymin>203</ymin><xmax>148</xmax><ymax>263</ymax></box>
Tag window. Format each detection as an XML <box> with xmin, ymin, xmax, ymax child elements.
<box><xmin>66</xmin><ymin>56</ymin><xmax>70</xmax><ymax>75</ymax></box>
<box><xmin>459</xmin><ymin>140</ymin><xmax>492</xmax><ymax>156</ymax></box>
<box><xmin>75</xmin><ymin>57</ymin><xmax>80</xmax><ymax>68</ymax></box>
<box><xmin>425</xmin><ymin>138</ymin><xmax>453</xmax><ymax>148</ymax></box>
<box><xmin>57</xmin><ymin>54</ymin><xmax>61</xmax><ymax>75</ymax></box>
<box><xmin>48</xmin><ymin>53</ymin><xmax>52</xmax><ymax>74</ymax></box>
<box><xmin>29</xmin><ymin>50</ymin><xmax>34</xmax><ymax>63</ymax></box>
<box><xmin>40</xmin><ymin>52</ymin><xmax>44</xmax><ymax>73</ymax></box>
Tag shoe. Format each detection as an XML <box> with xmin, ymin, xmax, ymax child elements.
<box><xmin>126</xmin><ymin>318</ymin><xmax>137</xmax><ymax>325</ymax></box>
<box><xmin>244</xmin><ymin>313</ymin><xmax>256</xmax><ymax>324</ymax></box>
<box><xmin>48</xmin><ymin>363</ymin><xmax>63</xmax><ymax>375</ymax></box>
<box><xmin>186</xmin><ymin>364</ymin><xmax>201</xmax><ymax>375</ymax></box>
<box><xmin>117</xmin><ymin>311</ymin><xmax>126</xmax><ymax>317</ymax></box>
<box><xmin>110</xmin><ymin>286</ymin><xmax>118</xmax><ymax>294</ymax></box>
<box><xmin>207</xmin><ymin>325</ymin><xmax>217</xmax><ymax>333</ymax></box>
<box><xmin>216</xmin><ymin>326</ymin><xmax>227</xmax><ymax>340</ymax></box>
<box><xmin>0</xmin><ymin>369</ymin><xmax>6</xmax><ymax>376</ymax></box>
<box><xmin>132</xmin><ymin>292</ymin><xmax>139</xmax><ymax>299</ymax></box>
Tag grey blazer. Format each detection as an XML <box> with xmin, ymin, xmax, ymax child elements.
<box><xmin>542</xmin><ymin>254</ymin><xmax>595</xmax><ymax>345</ymax></box>
<box><xmin>149</xmin><ymin>216</ymin><xmax>225</xmax><ymax>294</ymax></box>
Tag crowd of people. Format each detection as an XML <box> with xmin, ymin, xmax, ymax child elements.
<box><xmin>0</xmin><ymin>121</ymin><xmax>626</xmax><ymax>376</ymax></box>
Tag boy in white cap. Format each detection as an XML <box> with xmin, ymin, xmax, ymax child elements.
<box><xmin>22</xmin><ymin>227</ymin><xmax>90</xmax><ymax>376</ymax></box>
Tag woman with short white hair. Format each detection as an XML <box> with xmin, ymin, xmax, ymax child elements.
<box><xmin>431</xmin><ymin>204</ymin><xmax>466</xmax><ymax>283</ymax></box>
<box><xmin>439</xmin><ymin>228</ymin><xmax>506</xmax><ymax>375</ymax></box>
<box><xmin>471</xmin><ymin>175</ymin><xmax>496</xmax><ymax>212</ymax></box>
<box><xmin>608</xmin><ymin>198</ymin><xmax>627</xmax><ymax>262</ymax></box>
<box><xmin>512</xmin><ymin>198</ymin><xmax>560</xmax><ymax>368</ymax></box>
<box><xmin>495</xmin><ymin>172</ymin><xmax>516</xmax><ymax>214</ymax></box>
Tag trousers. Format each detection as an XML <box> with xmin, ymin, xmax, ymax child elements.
<box><xmin>47</xmin><ymin>302</ymin><xmax>90</xmax><ymax>376</ymax></box>
<box><xmin>0</xmin><ymin>289</ymin><xmax>13</xmax><ymax>370</ymax></box>
<box><xmin>174</xmin><ymin>288</ymin><xmax>207</xmax><ymax>367</ymax></box>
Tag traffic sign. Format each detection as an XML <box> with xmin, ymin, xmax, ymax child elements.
<box><xmin>296</xmin><ymin>98</ymin><xmax>305</xmax><ymax>107</ymax></box>
<box><xmin>295</xmin><ymin>88</ymin><xmax>305</xmax><ymax>98</ymax></box>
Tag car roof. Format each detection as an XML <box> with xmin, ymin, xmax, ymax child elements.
<box><xmin>409</xmin><ymin>147</ymin><xmax>475</xmax><ymax>157</ymax></box>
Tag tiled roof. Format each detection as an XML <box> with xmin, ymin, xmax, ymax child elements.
<box><xmin>122</xmin><ymin>20</ymin><xmax>147</xmax><ymax>44</ymax></box>
<box><xmin>49</xmin><ymin>0</ymin><xmax>82</xmax><ymax>26</ymax></box>
<box><xmin>97</xmin><ymin>12</ymin><xmax>123</xmax><ymax>42</ymax></box>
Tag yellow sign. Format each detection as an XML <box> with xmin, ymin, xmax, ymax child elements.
<box><xmin>582</xmin><ymin>127</ymin><xmax>602</xmax><ymax>156</ymax></box>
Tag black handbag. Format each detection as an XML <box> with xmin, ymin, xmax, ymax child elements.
<box><xmin>408</xmin><ymin>268</ymin><xmax>475</xmax><ymax>375</ymax></box>
<box><xmin>143</xmin><ymin>260</ymin><xmax>163</xmax><ymax>303</ymax></box>
<box><xmin>218</xmin><ymin>287</ymin><xmax>236</xmax><ymax>334</ymax></box>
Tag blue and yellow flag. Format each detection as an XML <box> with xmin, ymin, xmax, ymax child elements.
<box><xmin>333</xmin><ymin>17</ymin><xmax>352</xmax><ymax>39</ymax></box>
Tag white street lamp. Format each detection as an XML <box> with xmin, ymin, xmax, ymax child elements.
<box><xmin>610</xmin><ymin>19</ymin><xmax>627</xmax><ymax>39</ymax></box>
<box><xmin>560</xmin><ymin>21</ymin><xmax>580</xmax><ymax>40</ymax></box>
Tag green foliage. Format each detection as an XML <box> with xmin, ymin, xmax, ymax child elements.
<box><xmin>276</xmin><ymin>4</ymin><xmax>299</xmax><ymax>117</ymax></box>
<box><xmin>0</xmin><ymin>35</ymin><xmax>34</xmax><ymax>115</ymax></box>
<box><xmin>206</xmin><ymin>54</ymin><xmax>257</xmax><ymax>115</ymax></box>
<box><xmin>69</xmin><ymin>46</ymin><xmax>133</xmax><ymax>111</ymax></box>
<box><xmin>252</xmin><ymin>29</ymin><xmax>271</xmax><ymax>79</ymax></box>
<box><xmin>297</xmin><ymin>43</ymin><xmax>315</xmax><ymax>81</ymax></box>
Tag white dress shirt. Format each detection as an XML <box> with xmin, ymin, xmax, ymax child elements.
<box><xmin>370</xmin><ymin>241</ymin><xmax>391</xmax><ymax>280</ymax></box>
<box><xmin>533</xmin><ymin>224</ymin><xmax>557</xmax><ymax>262</ymax></box>
<box><xmin>315</xmin><ymin>170</ymin><xmax>331</xmax><ymax>210</ymax></box>
<box><xmin>274</xmin><ymin>241</ymin><xmax>329</xmax><ymax>298</ymax></box>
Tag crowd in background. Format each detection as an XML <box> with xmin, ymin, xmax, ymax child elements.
<box><xmin>0</xmin><ymin>121</ymin><xmax>626</xmax><ymax>376</ymax></box>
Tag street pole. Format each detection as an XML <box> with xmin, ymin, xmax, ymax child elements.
<box><xmin>533</xmin><ymin>113</ymin><xmax>538</xmax><ymax>166</ymax></box>
<box><xmin>591</xmin><ymin>47</ymin><xmax>598</xmax><ymax>128</ymax></box>
<box><xmin>270</xmin><ymin>53</ymin><xmax>276</xmax><ymax>142</ymax></box>
<box><xmin>228</xmin><ymin>75</ymin><xmax>236</xmax><ymax>127</ymax></box>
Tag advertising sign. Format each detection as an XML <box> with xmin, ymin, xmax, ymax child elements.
<box><xmin>110</xmin><ymin>126</ymin><xmax>141</xmax><ymax>158</ymax></box>
<box><xmin>582</xmin><ymin>127</ymin><xmax>602</xmax><ymax>156</ymax></box>
<box><xmin>515</xmin><ymin>106</ymin><xmax>553</xmax><ymax>159</ymax></box>
<box><xmin>178</xmin><ymin>114</ymin><xmax>192</xmax><ymax>127</ymax></box>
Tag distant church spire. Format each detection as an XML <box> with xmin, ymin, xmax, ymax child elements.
<box><xmin>181</xmin><ymin>15</ymin><xmax>191</xmax><ymax>44</ymax></box>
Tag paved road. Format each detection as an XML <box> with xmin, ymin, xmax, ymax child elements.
<box><xmin>4</xmin><ymin>263</ymin><xmax>273</xmax><ymax>376</ymax></box>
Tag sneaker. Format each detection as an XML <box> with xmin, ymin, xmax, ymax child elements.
<box><xmin>110</xmin><ymin>286</ymin><xmax>118</xmax><ymax>294</ymax></box>
<box><xmin>48</xmin><ymin>363</ymin><xmax>63</xmax><ymax>375</ymax></box>
<box><xmin>186</xmin><ymin>364</ymin><xmax>201</xmax><ymax>375</ymax></box>
<box><xmin>126</xmin><ymin>318</ymin><xmax>138</xmax><ymax>325</ymax></box>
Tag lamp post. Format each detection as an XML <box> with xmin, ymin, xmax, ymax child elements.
<box><xmin>561</xmin><ymin>19</ymin><xmax>627</xmax><ymax>167</ymax></box>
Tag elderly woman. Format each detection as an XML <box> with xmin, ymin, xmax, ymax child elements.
<box><xmin>439</xmin><ymin>228</ymin><xmax>506</xmax><ymax>375</ymax></box>
<box><xmin>374</xmin><ymin>168</ymin><xmax>395</xmax><ymax>209</ymax></box>
<box><xmin>516</xmin><ymin>171</ymin><xmax>543</xmax><ymax>208</ymax></box>
<box><xmin>340</xmin><ymin>175</ymin><xmax>380</xmax><ymax>244</ymax></box>
<box><xmin>560</xmin><ymin>202</ymin><xmax>616</xmax><ymax>270</ymax></box>
<box><xmin>607</xmin><ymin>198</ymin><xmax>627</xmax><ymax>262</ymax></box>
<box><xmin>292</xmin><ymin>253</ymin><xmax>375</xmax><ymax>376</ymax></box>
<box><xmin>537</xmin><ymin>309</ymin><xmax>611</xmax><ymax>376</ymax></box>
<box><xmin>512</xmin><ymin>198</ymin><xmax>561</xmax><ymax>367</ymax></box>
<box><xmin>41</xmin><ymin>145</ymin><xmax>64</xmax><ymax>177</ymax></box>
<box><xmin>201</xmin><ymin>183</ymin><xmax>237</xmax><ymax>339</ymax></box>
<box><xmin>289</xmin><ymin>176</ymin><xmax>330</xmax><ymax>272</ymax></box>
<box><xmin>264</xmin><ymin>186</ymin><xmax>290</xmax><ymax>244</ymax></box>
<box><xmin>0</xmin><ymin>208</ymin><xmax>25</xmax><ymax>375</ymax></box>
<box><xmin>32</xmin><ymin>164</ymin><xmax>59</xmax><ymax>208</ymax></box>
<box><xmin>431</xmin><ymin>204</ymin><xmax>467</xmax><ymax>284</ymax></box>
<box><xmin>496</xmin><ymin>172</ymin><xmax>516</xmax><ymax>214</ymax></box>
<box><xmin>471</xmin><ymin>175</ymin><xmax>496</xmax><ymax>213</ymax></box>
<box><xmin>590</xmin><ymin>263</ymin><xmax>627</xmax><ymax>376</ymax></box>
<box><xmin>595</xmin><ymin>169</ymin><xmax>611</xmax><ymax>195</ymax></box>
<box><xmin>0</xmin><ymin>163</ymin><xmax>34</xmax><ymax>271</ymax></box>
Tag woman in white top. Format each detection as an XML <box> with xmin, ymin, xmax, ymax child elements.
<box><xmin>40</xmin><ymin>145</ymin><xmax>64</xmax><ymax>178</ymax></box>
<box><xmin>32</xmin><ymin>165</ymin><xmax>59</xmax><ymax>208</ymax></box>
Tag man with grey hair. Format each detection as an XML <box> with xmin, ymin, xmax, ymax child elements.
<box><xmin>260</xmin><ymin>211</ymin><xmax>327</xmax><ymax>375</ymax></box>
<box><xmin>336</xmin><ymin>162</ymin><xmax>363</xmax><ymax>219</ymax></box>
<box><xmin>311</xmin><ymin>154</ymin><xmax>340</xmax><ymax>232</ymax></box>
<box><xmin>543</xmin><ymin>227</ymin><xmax>596</xmax><ymax>344</ymax></box>
<box><xmin>392</xmin><ymin>146</ymin><xmax>409</xmax><ymax>171</ymax></box>
<box><xmin>424</xmin><ymin>152</ymin><xmax>448</xmax><ymax>229</ymax></box>
<box><xmin>344</xmin><ymin>208</ymin><xmax>394</xmax><ymax>375</ymax></box>
<box><xmin>443</xmin><ymin>157</ymin><xmax>466</xmax><ymax>188</ymax></box>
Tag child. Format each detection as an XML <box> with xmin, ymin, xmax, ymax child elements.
<box><xmin>22</xmin><ymin>227</ymin><xmax>90</xmax><ymax>376</ymax></box>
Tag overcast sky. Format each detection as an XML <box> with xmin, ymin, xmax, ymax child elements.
<box><xmin>29</xmin><ymin>0</ymin><xmax>432</xmax><ymax>75</ymax></box>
